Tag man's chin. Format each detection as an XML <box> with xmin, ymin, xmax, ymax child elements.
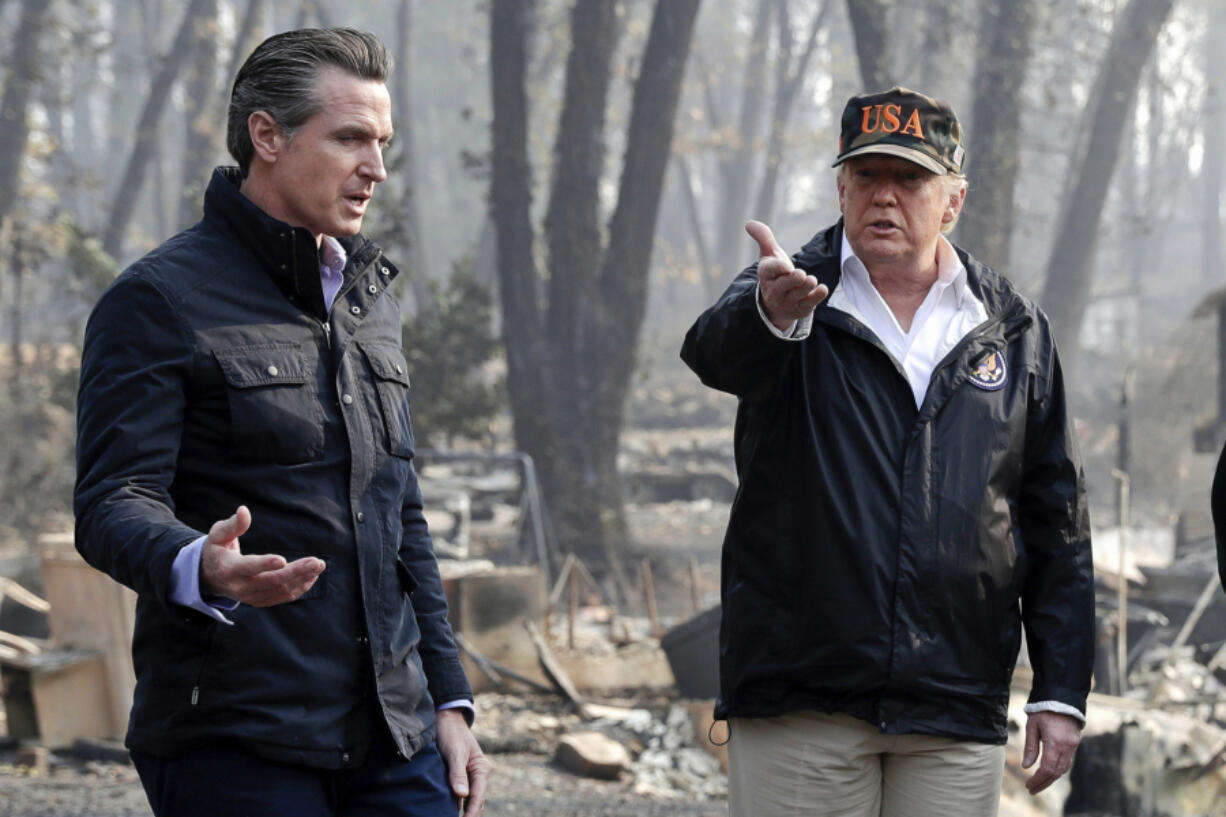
<box><xmin>332</xmin><ymin>220</ymin><xmax>364</xmax><ymax>238</ymax></box>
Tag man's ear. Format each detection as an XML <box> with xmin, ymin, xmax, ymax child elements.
<box><xmin>248</xmin><ymin>111</ymin><xmax>283</xmax><ymax>165</ymax></box>
<box><xmin>943</xmin><ymin>186</ymin><xmax>966</xmax><ymax>225</ymax></box>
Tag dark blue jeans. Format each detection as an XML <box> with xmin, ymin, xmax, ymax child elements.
<box><xmin>131</xmin><ymin>734</ymin><xmax>456</xmax><ymax>817</ymax></box>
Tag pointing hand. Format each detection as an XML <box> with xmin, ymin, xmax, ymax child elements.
<box><xmin>747</xmin><ymin>219</ymin><xmax>827</xmax><ymax>331</ymax></box>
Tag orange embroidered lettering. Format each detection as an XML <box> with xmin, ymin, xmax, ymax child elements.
<box><xmin>861</xmin><ymin>105</ymin><xmax>882</xmax><ymax>133</ymax></box>
<box><xmin>901</xmin><ymin>109</ymin><xmax>924</xmax><ymax>137</ymax></box>
<box><xmin>882</xmin><ymin>104</ymin><xmax>901</xmax><ymax>132</ymax></box>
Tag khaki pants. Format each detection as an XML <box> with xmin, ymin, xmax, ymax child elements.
<box><xmin>727</xmin><ymin>711</ymin><xmax>1005</xmax><ymax>817</ymax></box>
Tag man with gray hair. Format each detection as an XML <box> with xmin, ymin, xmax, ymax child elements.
<box><xmin>74</xmin><ymin>28</ymin><xmax>488</xmax><ymax>816</ymax></box>
<box><xmin>681</xmin><ymin>87</ymin><xmax>1094</xmax><ymax>815</ymax></box>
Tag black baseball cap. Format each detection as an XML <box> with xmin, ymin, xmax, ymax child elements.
<box><xmin>832</xmin><ymin>86</ymin><xmax>965</xmax><ymax>176</ymax></box>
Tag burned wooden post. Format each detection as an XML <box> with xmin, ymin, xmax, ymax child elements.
<box><xmin>688</xmin><ymin>555</ymin><xmax>701</xmax><ymax>614</ymax></box>
<box><xmin>1112</xmin><ymin>468</ymin><xmax>1130</xmax><ymax>695</ymax></box>
<box><xmin>568</xmin><ymin>562</ymin><xmax>579</xmax><ymax>650</ymax></box>
<box><xmin>1191</xmin><ymin>290</ymin><xmax>1226</xmax><ymax>453</ymax></box>
<box><xmin>641</xmin><ymin>558</ymin><xmax>660</xmax><ymax>638</ymax></box>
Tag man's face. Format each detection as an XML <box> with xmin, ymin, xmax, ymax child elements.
<box><xmin>837</xmin><ymin>155</ymin><xmax>961</xmax><ymax>274</ymax></box>
<box><xmin>262</xmin><ymin>66</ymin><xmax>393</xmax><ymax>242</ymax></box>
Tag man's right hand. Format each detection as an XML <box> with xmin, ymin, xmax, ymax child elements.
<box><xmin>200</xmin><ymin>506</ymin><xmax>325</xmax><ymax>606</ymax></box>
<box><xmin>748</xmin><ymin>219</ymin><xmax>827</xmax><ymax>331</ymax></box>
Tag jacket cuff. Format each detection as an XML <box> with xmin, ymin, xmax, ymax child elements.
<box><xmin>1027</xmin><ymin>683</ymin><xmax>1087</xmax><ymax>718</ymax></box>
<box><xmin>423</xmin><ymin>656</ymin><xmax>473</xmax><ymax>710</ymax></box>
<box><xmin>437</xmin><ymin>699</ymin><xmax>476</xmax><ymax>726</ymax></box>
<box><xmin>1023</xmin><ymin>700</ymin><xmax>1085</xmax><ymax>726</ymax></box>
<box><xmin>755</xmin><ymin>283</ymin><xmax>812</xmax><ymax>340</ymax></box>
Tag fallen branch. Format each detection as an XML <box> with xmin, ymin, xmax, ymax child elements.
<box><xmin>454</xmin><ymin>632</ymin><xmax>555</xmax><ymax>696</ymax></box>
<box><xmin>0</xmin><ymin>577</ymin><xmax>50</xmax><ymax>612</ymax></box>
<box><xmin>524</xmin><ymin>618</ymin><xmax>587</xmax><ymax>715</ymax></box>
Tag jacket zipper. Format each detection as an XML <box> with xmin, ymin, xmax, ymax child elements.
<box><xmin>321</xmin><ymin>320</ymin><xmax>332</xmax><ymax>349</ymax></box>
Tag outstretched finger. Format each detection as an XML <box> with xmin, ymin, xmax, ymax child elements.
<box><xmin>746</xmin><ymin>220</ymin><xmax>789</xmax><ymax>264</ymax></box>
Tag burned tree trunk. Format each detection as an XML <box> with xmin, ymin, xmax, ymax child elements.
<box><xmin>388</xmin><ymin>0</ymin><xmax>433</xmax><ymax>313</ymax></box>
<box><xmin>585</xmin><ymin>0</ymin><xmax>702</xmax><ymax>572</ymax></box>
<box><xmin>539</xmin><ymin>0</ymin><xmax>620</xmax><ymax>564</ymax></box>
<box><xmin>103</xmin><ymin>0</ymin><xmax>214</xmax><ymax>261</ymax></box>
<box><xmin>844</xmin><ymin>0</ymin><xmax>891</xmax><ymax>91</ymax></box>
<box><xmin>957</xmin><ymin>0</ymin><xmax>1036</xmax><ymax>274</ymax></box>
<box><xmin>489</xmin><ymin>0</ymin><xmax>702</xmax><ymax>579</ymax></box>
<box><xmin>177</xmin><ymin>0</ymin><xmax>220</xmax><ymax>231</ymax></box>
<box><xmin>1204</xmin><ymin>3</ymin><xmax>1225</xmax><ymax>283</ymax></box>
<box><xmin>0</xmin><ymin>0</ymin><xmax>52</xmax><ymax>230</ymax></box>
<box><xmin>712</xmin><ymin>0</ymin><xmax>772</xmax><ymax>293</ymax></box>
<box><xmin>751</xmin><ymin>0</ymin><xmax>830</xmax><ymax>227</ymax></box>
<box><xmin>1039</xmin><ymin>0</ymin><xmax>1176</xmax><ymax>367</ymax></box>
<box><xmin>489</xmin><ymin>0</ymin><xmax>553</xmax><ymax>471</ymax></box>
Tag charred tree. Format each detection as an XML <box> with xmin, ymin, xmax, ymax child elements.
<box><xmin>489</xmin><ymin>0</ymin><xmax>553</xmax><ymax>473</ymax></box>
<box><xmin>957</xmin><ymin>0</ymin><xmax>1036</xmax><ymax>273</ymax></box>
<box><xmin>1038</xmin><ymin>0</ymin><xmax>1175</xmax><ymax>368</ymax></box>
<box><xmin>916</xmin><ymin>2</ymin><xmax>955</xmax><ymax>94</ymax></box>
<box><xmin>489</xmin><ymin>0</ymin><xmax>703</xmax><ymax>578</ymax></box>
<box><xmin>751</xmin><ymin>0</ymin><xmax>830</xmax><ymax>226</ymax></box>
<box><xmin>584</xmin><ymin>0</ymin><xmax>702</xmax><ymax>576</ymax></box>
<box><xmin>178</xmin><ymin>0</ymin><xmax>220</xmax><ymax>230</ymax></box>
<box><xmin>103</xmin><ymin>0</ymin><xmax>215</xmax><ymax>261</ymax></box>
<box><xmin>711</xmin><ymin>0</ymin><xmax>772</xmax><ymax>295</ymax></box>
<box><xmin>0</xmin><ymin>0</ymin><xmax>52</xmax><ymax>230</ymax></box>
<box><xmin>389</xmin><ymin>0</ymin><xmax>433</xmax><ymax>313</ymax></box>
<box><xmin>844</xmin><ymin>0</ymin><xmax>891</xmax><ymax>91</ymax></box>
<box><xmin>1204</xmin><ymin>3</ymin><xmax>1225</xmax><ymax>283</ymax></box>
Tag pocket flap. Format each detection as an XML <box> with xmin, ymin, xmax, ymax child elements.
<box><xmin>360</xmin><ymin>343</ymin><xmax>411</xmax><ymax>387</ymax></box>
<box><xmin>214</xmin><ymin>345</ymin><xmax>310</xmax><ymax>388</ymax></box>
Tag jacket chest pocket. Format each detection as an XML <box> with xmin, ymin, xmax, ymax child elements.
<box><xmin>359</xmin><ymin>342</ymin><xmax>415</xmax><ymax>459</ymax></box>
<box><xmin>213</xmin><ymin>344</ymin><xmax>325</xmax><ymax>463</ymax></box>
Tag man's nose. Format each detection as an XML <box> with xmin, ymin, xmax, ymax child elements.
<box><xmin>870</xmin><ymin>181</ymin><xmax>897</xmax><ymax>205</ymax></box>
<box><xmin>361</xmin><ymin>146</ymin><xmax>388</xmax><ymax>183</ymax></box>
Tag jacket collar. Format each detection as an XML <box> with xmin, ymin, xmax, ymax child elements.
<box><xmin>201</xmin><ymin>167</ymin><xmax>387</xmax><ymax>312</ymax></box>
<box><xmin>794</xmin><ymin>218</ymin><xmax>1029</xmax><ymax>329</ymax></box>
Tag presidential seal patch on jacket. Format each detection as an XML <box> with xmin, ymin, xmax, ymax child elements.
<box><xmin>969</xmin><ymin>350</ymin><xmax>1007</xmax><ymax>391</ymax></box>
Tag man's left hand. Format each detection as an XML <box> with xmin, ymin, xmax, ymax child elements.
<box><xmin>1022</xmin><ymin>711</ymin><xmax>1082</xmax><ymax>795</ymax></box>
<box><xmin>436</xmin><ymin>708</ymin><xmax>490</xmax><ymax>816</ymax></box>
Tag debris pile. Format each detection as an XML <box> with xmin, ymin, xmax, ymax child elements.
<box><xmin>471</xmin><ymin>693</ymin><xmax>726</xmax><ymax>801</ymax></box>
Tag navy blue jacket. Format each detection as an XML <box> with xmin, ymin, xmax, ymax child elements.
<box><xmin>74</xmin><ymin>168</ymin><xmax>470</xmax><ymax>768</ymax></box>
<box><xmin>681</xmin><ymin>222</ymin><xmax>1094</xmax><ymax>744</ymax></box>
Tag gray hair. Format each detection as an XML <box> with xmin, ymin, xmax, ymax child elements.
<box><xmin>227</xmin><ymin>28</ymin><xmax>391</xmax><ymax>176</ymax></box>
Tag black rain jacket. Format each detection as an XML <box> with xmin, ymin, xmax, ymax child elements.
<box><xmin>680</xmin><ymin>221</ymin><xmax>1094</xmax><ymax>744</ymax></box>
<box><xmin>74</xmin><ymin>168</ymin><xmax>471</xmax><ymax>768</ymax></box>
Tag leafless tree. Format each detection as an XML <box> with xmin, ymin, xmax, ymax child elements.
<box><xmin>1038</xmin><ymin>0</ymin><xmax>1177</xmax><ymax>368</ymax></box>
<box><xmin>490</xmin><ymin>0</ymin><xmax>703</xmax><ymax>578</ymax></box>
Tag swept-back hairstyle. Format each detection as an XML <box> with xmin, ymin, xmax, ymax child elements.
<box><xmin>227</xmin><ymin>27</ymin><xmax>391</xmax><ymax>176</ymax></box>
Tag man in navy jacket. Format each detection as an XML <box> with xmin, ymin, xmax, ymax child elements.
<box><xmin>75</xmin><ymin>28</ymin><xmax>488</xmax><ymax>817</ymax></box>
